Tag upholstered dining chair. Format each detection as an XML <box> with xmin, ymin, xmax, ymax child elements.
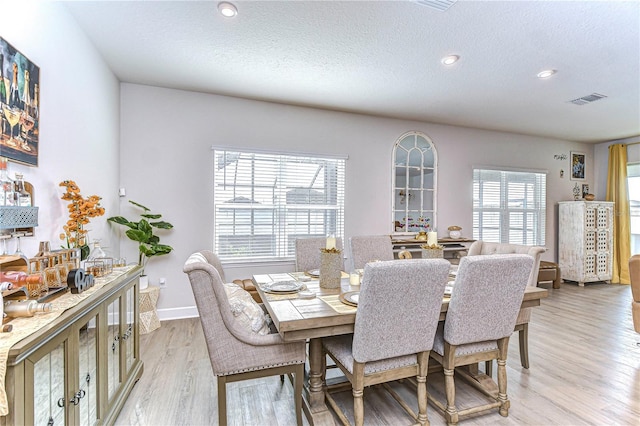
<box><xmin>295</xmin><ymin>236</ymin><xmax>344</xmax><ymax>272</ymax></box>
<box><xmin>349</xmin><ymin>235</ymin><xmax>395</xmax><ymax>270</ymax></box>
<box><xmin>322</xmin><ymin>258</ymin><xmax>450</xmax><ymax>426</ymax></box>
<box><xmin>428</xmin><ymin>254</ymin><xmax>534</xmax><ymax>425</ymax></box>
<box><xmin>467</xmin><ymin>241</ymin><xmax>545</xmax><ymax>372</ymax></box>
<box><xmin>183</xmin><ymin>251</ymin><xmax>306</xmax><ymax>426</ymax></box>
<box><xmin>629</xmin><ymin>255</ymin><xmax>640</xmax><ymax>334</ymax></box>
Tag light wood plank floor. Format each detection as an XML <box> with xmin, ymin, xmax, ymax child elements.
<box><xmin>115</xmin><ymin>282</ymin><xmax>640</xmax><ymax>425</ymax></box>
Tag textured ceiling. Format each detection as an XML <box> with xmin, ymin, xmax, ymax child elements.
<box><xmin>63</xmin><ymin>0</ymin><xmax>640</xmax><ymax>143</ymax></box>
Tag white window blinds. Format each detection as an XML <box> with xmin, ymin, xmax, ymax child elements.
<box><xmin>213</xmin><ymin>149</ymin><xmax>345</xmax><ymax>262</ymax></box>
<box><xmin>473</xmin><ymin>168</ymin><xmax>546</xmax><ymax>246</ymax></box>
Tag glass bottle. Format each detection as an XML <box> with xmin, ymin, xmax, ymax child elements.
<box><xmin>3</xmin><ymin>300</ymin><xmax>53</xmax><ymax>318</ymax></box>
<box><xmin>14</xmin><ymin>173</ymin><xmax>31</xmax><ymax>206</ymax></box>
<box><xmin>0</xmin><ymin>270</ymin><xmax>43</xmax><ymax>285</ymax></box>
<box><xmin>87</xmin><ymin>240</ymin><xmax>106</xmax><ymax>260</ymax></box>
<box><xmin>0</xmin><ymin>157</ymin><xmax>15</xmax><ymax>206</ymax></box>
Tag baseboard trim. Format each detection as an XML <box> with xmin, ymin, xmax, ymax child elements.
<box><xmin>157</xmin><ymin>306</ymin><xmax>199</xmax><ymax>321</ymax></box>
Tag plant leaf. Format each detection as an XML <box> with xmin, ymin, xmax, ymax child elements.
<box><xmin>129</xmin><ymin>200</ymin><xmax>150</xmax><ymax>211</ymax></box>
<box><xmin>150</xmin><ymin>221</ymin><xmax>173</xmax><ymax>229</ymax></box>
<box><xmin>107</xmin><ymin>216</ymin><xmax>137</xmax><ymax>229</ymax></box>
<box><xmin>141</xmin><ymin>213</ymin><xmax>162</xmax><ymax>220</ymax></box>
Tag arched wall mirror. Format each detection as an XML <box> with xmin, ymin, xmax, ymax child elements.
<box><xmin>392</xmin><ymin>131</ymin><xmax>437</xmax><ymax>234</ymax></box>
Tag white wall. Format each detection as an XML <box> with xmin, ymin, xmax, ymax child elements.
<box><xmin>2</xmin><ymin>2</ymin><xmax>120</xmax><ymax>256</ymax></box>
<box><xmin>120</xmin><ymin>83</ymin><xmax>595</xmax><ymax>319</ymax></box>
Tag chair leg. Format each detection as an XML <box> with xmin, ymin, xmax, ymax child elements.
<box><xmin>217</xmin><ymin>376</ymin><xmax>227</xmax><ymax>426</ymax></box>
<box><xmin>353</xmin><ymin>362</ymin><xmax>365</xmax><ymax>426</ymax></box>
<box><xmin>443</xmin><ymin>343</ymin><xmax>458</xmax><ymax>425</ymax></box>
<box><xmin>417</xmin><ymin>352</ymin><xmax>429</xmax><ymax>426</ymax></box>
<box><xmin>497</xmin><ymin>338</ymin><xmax>511</xmax><ymax>417</ymax></box>
<box><xmin>485</xmin><ymin>360</ymin><xmax>493</xmax><ymax>377</ymax></box>
<box><xmin>280</xmin><ymin>374</ymin><xmax>285</xmax><ymax>382</ymax></box>
<box><xmin>519</xmin><ymin>323</ymin><xmax>529</xmax><ymax>369</ymax></box>
<box><xmin>294</xmin><ymin>364</ymin><xmax>304</xmax><ymax>426</ymax></box>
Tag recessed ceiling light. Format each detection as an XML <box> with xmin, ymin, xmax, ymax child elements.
<box><xmin>537</xmin><ymin>69</ymin><xmax>557</xmax><ymax>79</ymax></box>
<box><xmin>441</xmin><ymin>55</ymin><xmax>460</xmax><ymax>66</ymax></box>
<box><xmin>218</xmin><ymin>2</ymin><xmax>237</xmax><ymax>18</ymax></box>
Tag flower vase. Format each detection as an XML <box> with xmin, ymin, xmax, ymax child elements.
<box><xmin>319</xmin><ymin>250</ymin><xmax>342</xmax><ymax>289</ymax></box>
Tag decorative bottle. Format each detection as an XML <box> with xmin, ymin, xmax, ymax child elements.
<box><xmin>0</xmin><ymin>270</ymin><xmax>43</xmax><ymax>285</ymax></box>
<box><xmin>3</xmin><ymin>300</ymin><xmax>53</xmax><ymax>318</ymax></box>
<box><xmin>87</xmin><ymin>240</ymin><xmax>107</xmax><ymax>260</ymax></box>
<box><xmin>21</xmin><ymin>69</ymin><xmax>32</xmax><ymax>117</ymax></box>
<box><xmin>13</xmin><ymin>173</ymin><xmax>31</xmax><ymax>206</ymax></box>
<box><xmin>0</xmin><ymin>158</ymin><xmax>15</xmax><ymax>206</ymax></box>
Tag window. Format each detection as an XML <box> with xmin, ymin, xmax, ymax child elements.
<box><xmin>213</xmin><ymin>149</ymin><xmax>345</xmax><ymax>262</ymax></box>
<box><xmin>628</xmin><ymin>162</ymin><xmax>640</xmax><ymax>255</ymax></box>
<box><xmin>473</xmin><ymin>168</ymin><xmax>546</xmax><ymax>245</ymax></box>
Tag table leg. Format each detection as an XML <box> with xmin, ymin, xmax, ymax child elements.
<box><xmin>302</xmin><ymin>338</ymin><xmax>335</xmax><ymax>425</ymax></box>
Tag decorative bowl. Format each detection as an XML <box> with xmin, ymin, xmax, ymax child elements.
<box><xmin>449</xmin><ymin>230</ymin><xmax>461</xmax><ymax>239</ymax></box>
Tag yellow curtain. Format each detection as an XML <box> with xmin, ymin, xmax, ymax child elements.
<box><xmin>606</xmin><ymin>144</ymin><xmax>631</xmax><ymax>284</ymax></box>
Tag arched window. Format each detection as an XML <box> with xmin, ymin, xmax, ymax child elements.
<box><xmin>392</xmin><ymin>132</ymin><xmax>437</xmax><ymax>234</ymax></box>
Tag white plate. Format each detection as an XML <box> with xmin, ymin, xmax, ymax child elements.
<box><xmin>305</xmin><ymin>269</ymin><xmax>320</xmax><ymax>278</ymax></box>
<box><xmin>263</xmin><ymin>281</ymin><xmax>304</xmax><ymax>293</ymax></box>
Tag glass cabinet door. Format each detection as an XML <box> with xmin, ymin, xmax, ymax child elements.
<box><xmin>77</xmin><ymin>313</ymin><xmax>99</xmax><ymax>425</ymax></box>
<box><xmin>123</xmin><ymin>286</ymin><xmax>136</xmax><ymax>374</ymax></box>
<box><xmin>392</xmin><ymin>131</ymin><xmax>437</xmax><ymax>233</ymax></box>
<box><xmin>107</xmin><ymin>297</ymin><xmax>121</xmax><ymax>400</ymax></box>
<box><xmin>31</xmin><ymin>339</ymin><xmax>67</xmax><ymax>425</ymax></box>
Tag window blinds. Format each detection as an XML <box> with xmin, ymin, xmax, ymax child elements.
<box><xmin>473</xmin><ymin>168</ymin><xmax>546</xmax><ymax>246</ymax></box>
<box><xmin>213</xmin><ymin>149</ymin><xmax>345</xmax><ymax>262</ymax></box>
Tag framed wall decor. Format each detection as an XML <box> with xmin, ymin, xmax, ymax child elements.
<box><xmin>570</xmin><ymin>151</ymin><xmax>585</xmax><ymax>181</ymax></box>
<box><xmin>0</xmin><ymin>37</ymin><xmax>40</xmax><ymax>166</ymax></box>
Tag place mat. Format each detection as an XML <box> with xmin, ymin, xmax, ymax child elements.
<box><xmin>319</xmin><ymin>294</ymin><xmax>357</xmax><ymax>314</ymax></box>
<box><xmin>0</xmin><ymin>265</ymin><xmax>136</xmax><ymax>416</ymax></box>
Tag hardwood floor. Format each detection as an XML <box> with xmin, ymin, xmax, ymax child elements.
<box><xmin>115</xmin><ymin>282</ymin><xmax>640</xmax><ymax>425</ymax></box>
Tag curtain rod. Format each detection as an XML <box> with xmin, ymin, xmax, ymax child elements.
<box><xmin>627</xmin><ymin>141</ymin><xmax>640</xmax><ymax>146</ymax></box>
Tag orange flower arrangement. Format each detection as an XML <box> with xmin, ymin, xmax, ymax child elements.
<box><xmin>59</xmin><ymin>180</ymin><xmax>105</xmax><ymax>254</ymax></box>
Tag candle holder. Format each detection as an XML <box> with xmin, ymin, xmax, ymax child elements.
<box><xmin>319</xmin><ymin>248</ymin><xmax>342</xmax><ymax>289</ymax></box>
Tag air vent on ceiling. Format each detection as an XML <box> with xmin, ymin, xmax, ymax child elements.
<box><xmin>413</xmin><ymin>0</ymin><xmax>457</xmax><ymax>12</ymax></box>
<box><xmin>568</xmin><ymin>93</ymin><xmax>608</xmax><ymax>106</ymax></box>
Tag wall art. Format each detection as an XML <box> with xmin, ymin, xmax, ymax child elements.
<box><xmin>0</xmin><ymin>37</ymin><xmax>39</xmax><ymax>166</ymax></box>
<box><xmin>570</xmin><ymin>151</ymin><xmax>585</xmax><ymax>181</ymax></box>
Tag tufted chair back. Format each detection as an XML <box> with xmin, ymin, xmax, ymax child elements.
<box><xmin>349</xmin><ymin>235</ymin><xmax>395</xmax><ymax>269</ymax></box>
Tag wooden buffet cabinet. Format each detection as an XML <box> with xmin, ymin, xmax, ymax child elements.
<box><xmin>0</xmin><ymin>263</ymin><xmax>143</xmax><ymax>425</ymax></box>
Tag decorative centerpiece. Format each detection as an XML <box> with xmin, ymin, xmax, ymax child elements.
<box><xmin>420</xmin><ymin>243</ymin><xmax>444</xmax><ymax>259</ymax></box>
<box><xmin>320</xmin><ymin>235</ymin><xmax>342</xmax><ymax>289</ymax></box>
<box><xmin>59</xmin><ymin>180</ymin><xmax>105</xmax><ymax>260</ymax></box>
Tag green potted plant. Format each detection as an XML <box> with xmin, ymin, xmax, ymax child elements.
<box><xmin>107</xmin><ymin>200</ymin><xmax>173</xmax><ymax>288</ymax></box>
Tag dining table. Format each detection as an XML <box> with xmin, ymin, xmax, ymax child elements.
<box><xmin>253</xmin><ymin>271</ymin><xmax>548</xmax><ymax>425</ymax></box>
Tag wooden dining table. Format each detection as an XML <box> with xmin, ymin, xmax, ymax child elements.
<box><xmin>253</xmin><ymin>271</ymin><xmax>548</xmax><ymax>425</ymax></box>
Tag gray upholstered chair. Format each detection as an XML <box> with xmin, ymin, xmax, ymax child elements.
<box><xmin>467</xmin><ymin>241</ymin><xmax>545</xmax><ymax>371</ymax></box>
<box><xmin>295</xmin><ymin>236</ymin><xmax>344</xmax><ymax>272</ymax></box>
<box><xmin>322</xmin><ymin>259</ymin><xmax>450</xmax><ymax>426</ymax></box>
<box><xmin>428</xmin><ymin>254</ymin><xmax>534</xmax><ymax>425</ymax></box>
<box><xmin>183</xmin><ymin>251</ymin><xmax>306</xmax><ymax>426</ymax></box>
<box><xmin>349</xmin><ymin>235</ymin><xmax>395</xmax><ymax>270</ymax></box>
